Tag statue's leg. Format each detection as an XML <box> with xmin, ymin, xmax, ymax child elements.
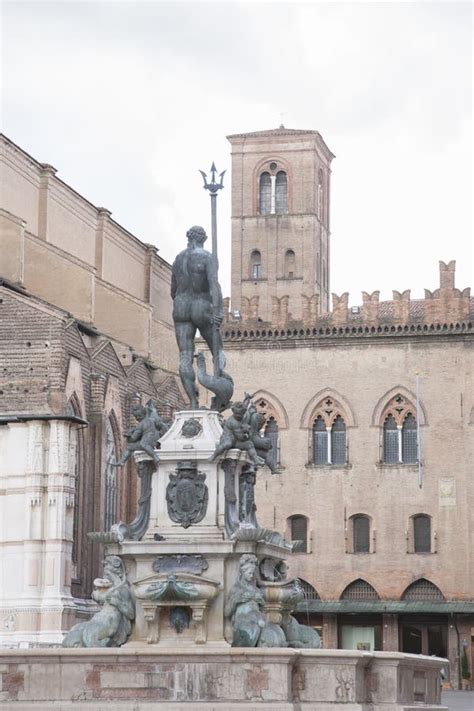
<box><xmin>200</xmin><ymin>324</ymin><xmax>225</xmax><ymax>373</ymax></box>
<box><xmin>175</xmin><ymin>322</ymin><xmax>198</xmax><ymax>408</ymax></box>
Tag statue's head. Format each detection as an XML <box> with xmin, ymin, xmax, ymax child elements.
<box><xmin>186</xmin><ymin>225</ymin><xmax>207</xmax><ymax>246</ymax></box>
<box><xmin>132</xmin><ymin>405</ymin><xmax>147</xmax><ymax>421</ymax></box>
<box><xmin>239</xmin><ymin>553</ymin><xmax>258</xmax><ymax>583</ymax></box>
<box><xmin>103</xmin><ymin>555</ymin><xmax>125</xmax><ymax>582</ymax></box>
<box><xmin>231</xmin><ymin>401</ymin><xmax>246</xmax><ymax>419</ymax></box>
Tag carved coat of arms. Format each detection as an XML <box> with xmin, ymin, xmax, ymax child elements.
<box><xmin>166</xmin><ymin>460</ymin><xmax>208</xmax><ymax>528</ymax></box>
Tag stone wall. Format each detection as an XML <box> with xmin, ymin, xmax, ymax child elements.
<box><xmin>0</xmin><ymin>134</ymin><xmax>177</xmax><ymax>367</ymax></box>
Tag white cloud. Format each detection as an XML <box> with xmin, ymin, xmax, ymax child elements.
<box><xmin>1</xmin><ymin>0</ymin><xmax>472</xmax><ymax>302</ymax></box>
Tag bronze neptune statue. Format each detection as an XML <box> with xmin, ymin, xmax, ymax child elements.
<box><xmin>171</xmin><ymin>225</ymin><xmax>233</xmax><ymax>411</ymax></box>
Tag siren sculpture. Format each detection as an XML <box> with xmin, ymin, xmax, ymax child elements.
<box><xmin>62</xmin><ymin>556</ymin><xmax>135</xmax><ymax>648</ymax></box>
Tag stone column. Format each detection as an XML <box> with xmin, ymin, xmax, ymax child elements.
<box><xmin>448</xmin><ymin>621</ymin><xmax>460</xmax><ymax>689</ymax></box>
<box><xmin>322</xmin><ymin>613</ymin><xmax>338</xmax><ymax>648</ymax></box>
<box><xmin>95</xmin><ymin>207</ymin><xmax>111</xmax><ymax>279</ymax></box>
<box><xmin>382</xmin><ymin>613</ymin><xmax>399</xmax><ymax>651</ymax></box>
<box><xmin>38</xmin><ymin>163</ymin><xmax>57</xmax><ymax>240</ymax></box>
<box><xmin>144</xmin><ymin>243</ymin><xmax>159</xmax><ymax>303</ymax></box>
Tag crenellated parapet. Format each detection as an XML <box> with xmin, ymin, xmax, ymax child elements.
<box><xmin>224</xmin><ymin>261</ymin><xmax>472</xmax><ymax>335</ymax></box>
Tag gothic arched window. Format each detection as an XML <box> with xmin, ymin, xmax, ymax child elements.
<box><xmin>275</xmin><ymin>171</ymin><xmax>288</xmax><ymax>214</ymax></box>
<box><xmin>313</xmin><ymin>416</ymin><xmax>328</xmax><ymax>464</ymax></box>
<box><xmin>264</xmin><ymin>417</ymin><xmax>279</xmax><ymax>470</ymax></box>
<box><xmin>402</xmin><ymin>413</ymin><xmax>417</xmax><ymax>463</ymax></box>
<box><xmin>66</xmin><ymin>396</ymin><xmax>84</xmax><ymax>577</ymax></box>
<box><xmin>284</xmin><ymin>249</ymin><xmax>295</xmax><ymax>278</ymax></box>
<box><xmin>259</xmin><ymin>172</ymin><xmax>272</xmax><ymax>215</ymax></box>
<box><xmin>331</xmin><ymin>415</ymin><xmax>346</xmax><ymax>465</ymax></box>
<box><xmin>289</xmin><ymin>515</ymin><xmax>308</xmax><ymax>553</ymax></box>
<box><xmin>250</xmin><ymin>250</ymin><xmax>262</xmax><ymax>280</ymax></box>
<box><xmin>382</xmin><ymin>394</ymin><xmax>418</xmax><ymax>464</ymax></box>
<box><xmin>383</xmin><ymin>414</ymin><xmax>398</xmax><ymax>463</ymax></box>
<box><xmin>311</xmin><ymin>398</ymin><xmax>347</xmax><ymax>466</ymax></box>
<box><xmin>104</xmin><ymin>415</ymin><xmax>119</xmax><ymax>531</ymax></box>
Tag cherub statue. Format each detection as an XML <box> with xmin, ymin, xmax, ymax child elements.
<box><xmin>246</xmin><ymin>401</ymin><xmax>278</xmax><ymax>474</ymax></box>
<box><xmin>224</xmin><ymin>553</ymin><xmax>286</xmax><ymax>648</ymax></box>
<box><xmin>210</xmin><ymin>397</ymin><xmax>264</xmax><ymax>466</ymax></box>
<box><xmin>62</xmin><ymin>556</ymin><xmax>135</xmax><ymax>647</ymax></box>
<box><xmin>114</xmin><ymin>401</ymin><xmax>169</xmax><ymax>466</ymax></box>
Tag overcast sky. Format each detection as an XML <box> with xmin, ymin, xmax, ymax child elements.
<box><xmin>1</xmin><ymin>1</ymin><xmax>472</xmax><ymax>304</ymax></box>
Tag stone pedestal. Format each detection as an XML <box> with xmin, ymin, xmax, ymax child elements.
<box><xmin>0</xmin><ymin>647</ymin><xmax>448</xmax><ymax>709</ymax></box>
<box><xmin>106</xmin><ymin>410</ymin><xmax>293</xmax><ymax>648</ymax></box>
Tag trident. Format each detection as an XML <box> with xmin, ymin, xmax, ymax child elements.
<box><xmin>199</xmin><ymin>163</ymin><xmax>225</xmax><ymax>377</ymax></box>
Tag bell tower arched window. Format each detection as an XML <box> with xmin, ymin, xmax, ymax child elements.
<box><xmin>275</xmin><ymin>171</ymin><xmax>288</xmax><ymax>214</ymax></box>
<box><xmin>284</xmin><ymin>249</ymin><xmax>295</xmax><ymax>278</ymax></box>
<box><xmin>258</xmin><ymin>164</ymin><xmax>288</xmax><ymax>215</ymax></box>
<box><xmin>259</xmin><ymin>172</ymin><xmax>272</xmax><ymax>215</ymax></box>
<box><xmin>250</xmin><ymin>250</ymin><xmax>262</xmax><ymax>280</ymax></box>
<box><xmin>317</xmin><ymin>168</ymin><xmax>324</xmax><ymax>221</ymax></box>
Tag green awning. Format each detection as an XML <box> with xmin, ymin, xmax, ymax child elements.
<box><xmin>295</xmin><ymin>600</ymin><xmax>474</xmax><ymax>614</ymax></box>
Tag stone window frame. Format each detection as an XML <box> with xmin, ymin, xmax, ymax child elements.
<box><xmin>345</xmin><ymin>513</ymin><xmax>375</xmax><ymax>554</ymax></box>
<box><xmin>301</xmin><ymin>390</ymin><xmax>355</xmax><ymax>469</ymax></box>
<box><xmin>406</xmin><ymin>513</ymin><xmax>436</xmax><ymax>554</ymax></box>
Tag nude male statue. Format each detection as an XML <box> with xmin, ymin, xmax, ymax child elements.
<box><xmin>171</xmin><ymin>225</ymin><xmax>232</xmax><ymax>410</ymax></box>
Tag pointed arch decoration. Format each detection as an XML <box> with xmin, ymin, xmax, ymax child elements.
<box><xmin>401</xmin><ymin>578</ymin><xmax>444</xmax><ymax>601</ymax></box>
<box><xmin>340</xmin><ymin>579</ymin><xmax>380</xmax><ymax>600</ymax></box>
<box><xmin>371</xmin><ymin>385</ymin><xmax>427</xmax><ymax>427</ymax></box>
<box><xmin>251</xmin><ymin>390</ymin><xmax>289</xmax><ymax>429</ymax></box>
<box><xmin>300</xmin><ymin>389</ymin><xmax>356</xmax><ymax>429</ymax></box>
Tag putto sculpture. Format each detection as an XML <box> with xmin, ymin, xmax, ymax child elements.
<box><xmin>171</xmin><ymin>225</ymin><xmax>233</xmax><ymax>411</ymax></box>
<box><xmin>210</xmin><ymin>394</ymin><xmax>277</xmax><ymax>471</ymax></box>
<box><xmin>114</xmin><ymin>401</ymin><xmax>169</xmax><ymax>467</ymax></box>
<box><xmin>62</xmin><ymin>556</ymin><xmax>135</xmax><ymax>648</ymax></box>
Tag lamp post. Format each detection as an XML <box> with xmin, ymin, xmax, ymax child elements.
<box><xmin>199</xmin><ymin>163</ymin><xmax>225</xmax><ymax>376</ymax></box>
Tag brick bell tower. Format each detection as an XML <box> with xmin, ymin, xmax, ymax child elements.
<box><xmin>227</xmin><ymin>127</ymin><xmax>335</xmax><ymax>324</ymax></box>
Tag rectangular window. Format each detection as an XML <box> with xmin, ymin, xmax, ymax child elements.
<box><xmin>402</xmin><ymin>429</ymin><xmax>417</xmax><ymax>463</ymax></box>
<box><xmin>384</xmin><ymin>429</ymin><xmax>399</xmax><ymax>463</ymax></box>
<box><xmin>252</xmin><ymin>264</ymin><xmax>261</xmax><ymax>279</ymax></box>
<box><xmin>313</xmin><ymin>431</ymin><xmax>328</xmax><ymax>464</ymax></box>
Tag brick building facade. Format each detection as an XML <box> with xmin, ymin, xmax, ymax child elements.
<box><xmin>208</xmin><ymin>128</ymin><xmax>473</xmax><ymax>688</ymax></box>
